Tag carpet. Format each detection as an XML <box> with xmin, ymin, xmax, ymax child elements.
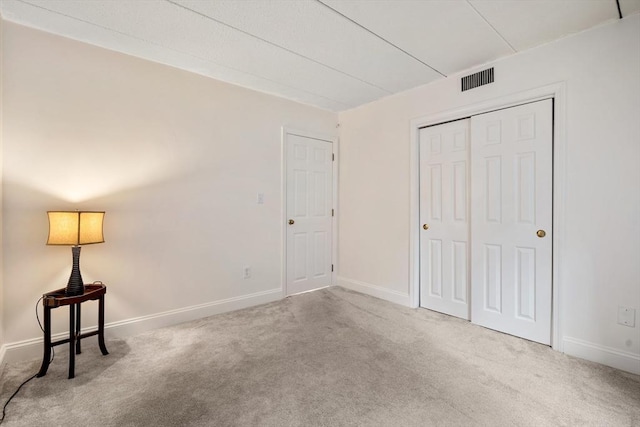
<box><xmin>1</xmin><ymin>287</ymin><xmax>638</xmax><ymax>426</ymax></box>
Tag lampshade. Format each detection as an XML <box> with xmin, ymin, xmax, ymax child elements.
<box><xmin>47</xmin><ymin>211</ymin><xmax>105</xmax><ymax>246</ymax></box>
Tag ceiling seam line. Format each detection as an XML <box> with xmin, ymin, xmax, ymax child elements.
<box><xmin>13</xmin><ymin>0</ymin><xmax>351</xmax><ymax>109</ymax></box>
<box><xmin>165</xmin><ymin>0</ymin><xmax>393</xmax><ymax>95</ymax></box>
<box><xmin>315</xmin><ymin>0</ymin><xmax>447</xmax><ymax>78</ymax></box>
<box><xmin>466</xmin><ymin>0</ymin><xmax>517</xmax><ymax>53</ymax></box>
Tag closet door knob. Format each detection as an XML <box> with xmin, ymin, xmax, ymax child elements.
<box><xmin>423</xmin><ymin>224</ymin><xmax>429</xmax><ymax>230</ymax></box>
<box><xmin>289</xmin><ymin>219</ymin><xmax>295</xmax><ymax>225</ymax></box>
<box><xmin>536</xmin><ymin>229</ymin><xmax>546</xmax><ymax>238</ymax></box>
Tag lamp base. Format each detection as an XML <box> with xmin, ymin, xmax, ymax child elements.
<box><xmin>66</xmin><ymin>246</ymin><xmax>85</xmax><ymax>296</ymax></box>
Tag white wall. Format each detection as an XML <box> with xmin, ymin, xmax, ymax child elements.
<box><xmin>1</xmin><ymin>22</ymin><xmax>336</xmax><ymax>361</ymax></box>
<box><xmin>338</xmin><ymin>15</ymin><xmax>640</xmax><ymax>373</ymax></box>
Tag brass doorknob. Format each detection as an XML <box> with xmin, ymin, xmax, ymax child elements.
<box><xmin>423</xmin><ymin>224</ymin><xmax>429</xmax><ymax>230</ymax></box>
<box><xmin>288</xmin><ymin>219</ymin><xmax>295</xmax><ymax>225</ymax></box>
<box><xmin>536</xmin><ymin>229</ymin><xmax>546</xmax><ymax>238</ymax></box>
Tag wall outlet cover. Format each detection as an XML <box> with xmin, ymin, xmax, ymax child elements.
<box><xmin>618</xmin><ymin>306</ymin><xmax>636</xmax><ymax>327</ymax></box>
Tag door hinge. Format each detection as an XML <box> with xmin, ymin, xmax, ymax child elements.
<box><xmin>331</xmin><ymin>264</ymin><xmax>334</xmax><ymax>272</ymax></box>
<box><xmin>332</xmin><ymin>153</ymin><xmax>335</xmax><ymax>161</ymax></box>
<box><xmin>331</xmin><ymin>209</ymin><xmax>334</xmax><ymax>217</ymax></box>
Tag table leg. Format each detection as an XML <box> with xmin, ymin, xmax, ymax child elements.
<box><xmin>37</xmin><ymin>305</ymin><xmax>52</xmax><ymax>377</ymax></box>
<box><xmin>75</xmin><ymin>303</ymin><xmax>82</xmax><ymax>355</ymax></box>
<box><xmin>69</xmin><ymin>304</ymin><xmax>75</xmax><ymax>379</ymax></box>
<box><xmin>98</xmin><ymin>295</ymin><xmax>109</xmax><ymax>355</ymax></box>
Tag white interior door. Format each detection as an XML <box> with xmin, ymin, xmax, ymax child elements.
<box><xmin>470</xmin><ymin>99</ymin><xmax>553</xmax><ymax>345</ymax></box>
<box><xmin>419</xmin><ymin>120</ymin><xmax>470</xmax><ymax>320</ymax></box>
<box><xmin>286</xmin><ymin>133</ymin><xmax>333</xmax><ymax>295</ymax></box>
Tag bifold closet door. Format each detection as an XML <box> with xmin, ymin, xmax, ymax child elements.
<box><xmin>419</xmin><ymin>120</ymin><xmax>470</xmax><ymax>320</ymax></box>
<box><xmin>470</xmin><ymin>99</ymin><xmax>553</xmax><ymax>345</ymax></box>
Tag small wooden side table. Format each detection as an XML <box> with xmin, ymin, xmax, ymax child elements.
<box><xmin>37</xmin><ymin>284</ymin><xmax>109</xmax><ymax>379</ymax></box>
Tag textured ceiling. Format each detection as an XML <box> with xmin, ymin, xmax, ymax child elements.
<box><xmin>1</xmin><ymin>0</ymin><xmax>639</xmax><ymax>112</ymax></box>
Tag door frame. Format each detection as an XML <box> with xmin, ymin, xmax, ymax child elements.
<box><xmin>409</xmin><ymin>82</ymin><xmax>567</xmax><ymax>351</ymax></box>
<box><xmin>281</xmin><ymin>127</ymin><xmax>339</xmax><ymax>296</ymax></box>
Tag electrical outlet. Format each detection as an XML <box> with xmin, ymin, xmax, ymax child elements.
<box><xmin>243</xmin><ymin>266</ymin><xmax>251</xmax><ymax>279</ymax></box>
<box><xmin>618</xmin><ymin>306</ymin><xmax>636</xmax><ymax>327</ymax></box>
<box><xmin>257</xmin><ymin>193</ymin><xmax>264</xmax><ymax>204</ymax></box>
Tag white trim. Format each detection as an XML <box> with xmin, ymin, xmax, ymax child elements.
<box><xmin>409</xmin><ymin>121</ymin><xmax>420</xmax><ymax>309</ymax></box>
<box><xmin>563</xmin><ymin>336</ymin><xmax>640</xmax><ymax>375</ymax></box>
<box><xmin>0</xmin><ymin>344</ymin><xmax>6</xmax><ymax>369</ymax></box>
<box><xmin>283</xmin><ymin>127</ymin><xmax>336</xmax><ymax>143</ymax></box>
<box><xmin>409</xmin><ymin>82</ymin><xmax>567</xmax><ymax>351</ymax></box>
<box><xmin>332</xmin><ymin>137</ymin><xmax>340</xmax><ymax>284</ymax></box>
<box><xmin>281</xmin><ymin>127</ymin><xmax>338</xmax><ymax>296</ymax></box>
<box><xmin>0</xmin><ymin>288</ymin><xmax>282</xmax><ymax>364</ymax></box>
<box><xmin>337</xmin><ymin>277</ymin><xmax>411</xmax><ymax>307</ymax></box>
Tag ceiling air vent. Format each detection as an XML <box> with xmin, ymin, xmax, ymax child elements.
<box><xmin>461</xmin><ymin>67</ymin><xmax>494</xmax><ymax>92</ymax></box>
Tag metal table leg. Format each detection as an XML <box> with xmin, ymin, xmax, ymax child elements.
<box><xmin>75</xmin><ymin>303</ymin><xmax>82</xmax><ymax>355</ymax></box>
<box><xmin>69</xmin><ymin>304</ymin><xmax>75</xmax><ymax>379</ymax></box>
<box><xmin>36</xmin><ymin>305</ymin><xmax>52</xmax><ymax>377</ymax></box>
<box><xmin>98</xmin><ymin>295</ymin><xmax>109</xmax><ymax>355</ymax></box>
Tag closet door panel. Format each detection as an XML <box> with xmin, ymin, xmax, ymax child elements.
<box><xmin>470</xmin><ymin>99</ymin><xmax>553</xmax><ymax>345</ymax></box>
<box><xmin>419</xmin><ymin>119</ymin><xmax>470</xmax><ymax>320</ymax></box>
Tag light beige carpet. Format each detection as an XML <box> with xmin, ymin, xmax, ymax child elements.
<box><xmin>1</xmin><ymin>286</ymin><xmax>639</xmax><ymax>426</ymax></box>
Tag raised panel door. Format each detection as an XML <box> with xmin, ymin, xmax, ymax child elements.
<box><xmin>286</xmin><ymin>134</ymin><xmax>333</xmax><ymax>295</ymax></box>
<box><xmin>419</xmin><ymin>119</ymin><xmax>470</xmax><ymax>320</ymax></box>
<box><xmin>470</xmin><ymin>99</ymin><xmax>553</xmax><ymax>345</ymax></box>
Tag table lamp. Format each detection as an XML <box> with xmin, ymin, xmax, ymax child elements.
<box><xmin>47</xmin><ymin>211</ymin><xmax>105</xmax><ymax>296</ymax></box>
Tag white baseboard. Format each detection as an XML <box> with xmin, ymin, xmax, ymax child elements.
<box><xmin>1</xmin><ymin>288</ymin><xmax>283</xmax><ymax>365</ymax></box>
<box><xmin>0</xmin><ymin>343</ymin><xmax>6</xmax><ymax>370</ymax></box>
<box><xmin>337</xmin><ymin>276</ymin><xmax>410</xmax><ymax>307</ymax></box>
<box><xmin>563</xmin><ymin>336</ymin><xmax>640</xmax><ymax>375</ymax></box>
